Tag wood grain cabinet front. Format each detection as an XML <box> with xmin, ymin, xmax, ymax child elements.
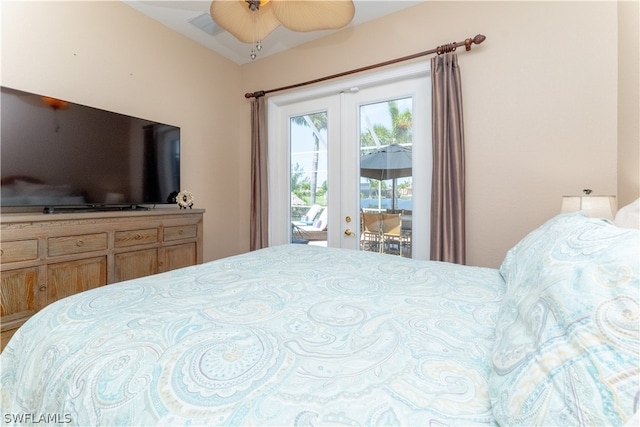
<box><xmin>164</xmin><ymin>225</ymin><xmax>197</xmax><ymax>242</ymax></box>
<box><xmin>115</xmin><ymin>229</ymin><xmax>159</xmax><ymax>248</ymax></box>
<box><xmin>48</xmin><ymin>233</ymin><xmax>108</xmax><ymax>257</ymax></box>
<box><xmin>0</xmin><ymin>267</ymin><xmax>42</xmax><ymax>348</ymax></box>
<box><xmin>0</xmin><ymin>240</ymin><xmax>38</xmax><ymax>263</ymax></box>
<box><xmin>114</xmin><ymin>249</ymin><xmax>158</xmax><ymax>282</ymax></box>
<box><xmin>0</xmin><ymin>267</ymin><xmax>41</xmax><ymax>321</ymax></box>
<box><xmin>46</xmin><ymin>257</ymin><xmax>107</xmax><ymax>302</ymax></box>
<box><xmin>159</xmin><ymin>243</ymin><xmax>197</xmax><ymax>272</ymax></box>
<box><xmin>0</xmin><ymin>210</ymin><xmax>204</xmax><ymax>351</ymax></box>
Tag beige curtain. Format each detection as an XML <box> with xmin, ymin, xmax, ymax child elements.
<box><xmin>250</xmin><ymin>96</ymin><xmax>269</xmax><ymax>250</ymax></box>
<box><xmin>430</xmin><ymin>53</ymin><xmax>466</xmax><ymax>264</ymax></box>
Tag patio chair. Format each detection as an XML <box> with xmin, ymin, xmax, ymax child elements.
<box><xmin>295</xmin><ymin>207</ymin><xmax>328</xmax><ymax>241</ymax></box>
<box><xmin>299</xmin><ymin>204</ymin><xmax>323</xmax><ymax>225</ymax></box>
<box><xmin>361</xmin><ymin>212</ymin><xmax>382</xmax><ymax>252</ymax></box>
<box><xmin>381</xmin><ymin>213</ymin><xmax>402</xmax><ymax>256</ymax></box>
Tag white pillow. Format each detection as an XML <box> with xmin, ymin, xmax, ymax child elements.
<box><xmin>614</xmin><ymin>198</ymin><xmax>640</xmax><ymax>229</ymax></box>
<box><xmin>624</xmin><ymin>410</ymin><xmax>640</xmax><ymax>427</ymax></box>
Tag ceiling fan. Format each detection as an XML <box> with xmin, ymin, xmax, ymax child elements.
<box><xmin>209</xmin><ymin>0</ymin><xmax>355</xmax><ymax>59</ymax></box>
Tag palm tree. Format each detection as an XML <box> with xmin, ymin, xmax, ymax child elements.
<box><xmin>291</xmin><ymin>112</ymin><xmax>327</xmax><ymax>205</ymax></box>
<box><xmin>360</xmin><ymin>100</ymin><xmax>412</xmax><ymax>147</ymax></box>
<box><xmin>388</xmin><ymin>101</ymin><xmax>412</xmax><ymax>144</ymax></box>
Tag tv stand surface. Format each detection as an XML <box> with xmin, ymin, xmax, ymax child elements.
<box><xmin>42</xmin><ymin>204</ymin><xmax>151</xmax><ymax>214</ymax></box>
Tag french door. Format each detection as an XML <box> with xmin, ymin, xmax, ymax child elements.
<box><xmin>268</xmin><ymin>62</ymin><xmax>432</xmax><ymax>259</ymax></box>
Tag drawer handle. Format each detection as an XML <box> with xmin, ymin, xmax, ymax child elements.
<box><xmin>0</xmin><ymin>249</ymin><xmax>3</xmax><ymax>256</ymax></box>
<box><xmin>135</xmin><ymin>234</ymin><xmax>142</xmax><ymax>240</ymax></box>
<box><xmin>178</xmin><ymin>229</ymin><xmax>184</xmax><ymax>235</ymax></box>
<box><xmin>39</xmin><ymin>285</ymin><xmax>46</xmax><ymax>292</ymax></box>
<box><xmin>76</xmin><ymin>240</ymin><xmax>84</xmax><ymax>247</ymax></box>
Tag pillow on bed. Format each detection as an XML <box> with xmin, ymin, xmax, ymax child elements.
<box><xmin>615</xmin><ymin>198</ymin><xmax>640</xmax><ymax>229</ymax></box>
<box><xmin>490</xmin><ymin>212</ymin><xmax>640</xmax><ymax>426</ymax></box>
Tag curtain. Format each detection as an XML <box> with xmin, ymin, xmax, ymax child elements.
<box><xmin>430</xmin><ymin>53</ymin><xmax>466</xmax><ymax>264</ymax></box>
<box><xmin>250</xmin><ymin>96</ymin><xmax>269</xmax><ymax>250</ymax></box>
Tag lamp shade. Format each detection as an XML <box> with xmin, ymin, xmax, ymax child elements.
<box><xmin>561</xmin><ymin>195</ymin><xmax>617</xmax><ymax>220</ymax></box>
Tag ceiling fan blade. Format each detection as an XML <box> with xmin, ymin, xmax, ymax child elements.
<box><xmin>271</xmin><ymin>0</ymin><xmax>355</xmax><ymax>32</ymax></box>
<box><xmin>210</xmin><ymin>0</ymin><xmax>280</xmax><ymax>43</ymax></box>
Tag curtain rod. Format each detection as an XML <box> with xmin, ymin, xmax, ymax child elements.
<box><xmin>245</xmin><ymin>34</ymin><xmax>485</xmax><ymax>99</ymax></box>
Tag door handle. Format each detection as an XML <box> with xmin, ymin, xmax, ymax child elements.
<box><xmin>344</xmin><ymin>228</ymin><xmax>353</xmax><ymax>236</ymax></box>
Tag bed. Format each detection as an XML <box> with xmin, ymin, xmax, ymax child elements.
<box><xmin>1</xmin><ymin>211</ymin><xmax>638</xmax><ymax>426</ymax></box>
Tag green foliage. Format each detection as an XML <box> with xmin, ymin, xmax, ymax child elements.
<box><xmin>291</xmin><ymin>163</ymin><xmax>311</xmax><ymax>203</ymax></box>
<box><xmin>360</xmin><ymin>100</ymin><xmax>412</xmax><ymax>147</ymax></box>
<box><xmin>291</xmin><ymin>113</ymin><xmax>328</xmax><ymax>206</ymax></box>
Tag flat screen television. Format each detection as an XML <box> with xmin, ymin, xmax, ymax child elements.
<box><xmin>1</xmin><ymin>86</ymin><xmax>180</xmax><ymax>212</ymax></box>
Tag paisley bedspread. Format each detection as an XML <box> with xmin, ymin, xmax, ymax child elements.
<box><xmin>2</xmin><ymin>212</ymin><xmax>638</xmax><ymax>426</ymax></box>
<box><xmin>1</xmin><ymin>245</ymin><xmax>505</xmax><ymax>426</ymax></box>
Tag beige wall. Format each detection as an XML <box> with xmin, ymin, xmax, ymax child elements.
<box><xmin>2</xmin><ymin>1</ymin><xmax>635</xmax><ymax>268</ymax></box>
<box><xmin>1</xmin><ymin>1</ymin><xmax>244</xmax><ymax>262</ymax></box>
<box><xmin>241</xmin><ymin>0</ymin><xmax>623</xmax><ymax>267</ymax></box>
<box><xmin>618</xmin><ymin>0</ymin><xmax>640</xmax><ymax>207</ymax></box>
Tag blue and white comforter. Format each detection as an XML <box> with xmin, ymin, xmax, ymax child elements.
<box><xmin>2</xmin><ymin>213</ymin><xmax>639</xmax><ymax>426</ymax></box>
<box><xmin>1</xmin><ymin>245</ymin><xmax>505</xmax><ymax>426</ymax></box>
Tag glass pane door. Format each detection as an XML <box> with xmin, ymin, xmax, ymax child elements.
<box><xmin>290</xmin><ymin>111</ymin><xmax>328</xmax><ymax>246</ymax></box>
<box><xmin>269</xmin><ymin>61</ymin><xmax>431</xmax><ymax>259</ymax></box>
<box><xmin>271</xmin><ymin>93</ymin><xmax>340</xmax><ymax>248</ymax></box>
<box><xmin>344</xmin><ymin>74</ymin><xmax>430</xmax><ymax>259</ymax></box>
<box><xmin>359</xmin><ymin>97</ymin><xmax>413</xmax><ymax>257</ymax></box>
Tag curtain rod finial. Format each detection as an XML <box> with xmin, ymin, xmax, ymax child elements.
<box><xmin>464</xmin><ymin>34</ymin><xmax>486</xmax><ymax>51</ymax></box>
<box><xmin>245</xmin><ymin>90</ymin><xmax>266</xmax><ymax>99</ymax></box>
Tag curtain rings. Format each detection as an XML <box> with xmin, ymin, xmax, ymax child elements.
<box><xmin>436</xmin><ymin>42</ymin><xmax>457</xmax><ymax>55</ymax></box>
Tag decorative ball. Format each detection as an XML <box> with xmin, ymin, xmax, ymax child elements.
<box><xmin>176</xmin><ymin>190</ymin><xmax>194</xmax><ymax>209</ymax></box>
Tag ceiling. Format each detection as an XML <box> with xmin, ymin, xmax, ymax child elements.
<box><xmin>123</xmin><ymin>1</ymin><xmax>425</xmax><ymax>65</ymax></box>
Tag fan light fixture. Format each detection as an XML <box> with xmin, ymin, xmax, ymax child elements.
<box><xmin>210</xmin><ymin>0</ymin><xmax>355</xmax><ymax>60</ymax></box>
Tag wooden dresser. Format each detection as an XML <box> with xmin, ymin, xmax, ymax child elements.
<box><xmin>0</xmin><ymin>209</ymin><xmax>204</xmax><ymax>351</ymax></box>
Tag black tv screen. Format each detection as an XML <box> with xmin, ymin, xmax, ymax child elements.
<box><xmin>1</xmin><ymin>86</ymin><xmax>180</xmax><ymax>211</ymax></box>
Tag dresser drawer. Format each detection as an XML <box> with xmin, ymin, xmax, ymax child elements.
<box><xmin>164</xmin><ymin>225</ymin><xmax>197</xmax><ymax>242</ymax></box>
<box><xmin>48</xmin><ymin>233</ymin><xmax>108</xmax><ymax>257</ymax></box>
<box><xmin>115</xmin><ymin>228</ymin><xmax>158</xmax><ymax>248</ymax></box>
<box><xmin>0</xmin><ymin>240</ymin><xmax>38</xmax><ymax>263</ymax></box>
